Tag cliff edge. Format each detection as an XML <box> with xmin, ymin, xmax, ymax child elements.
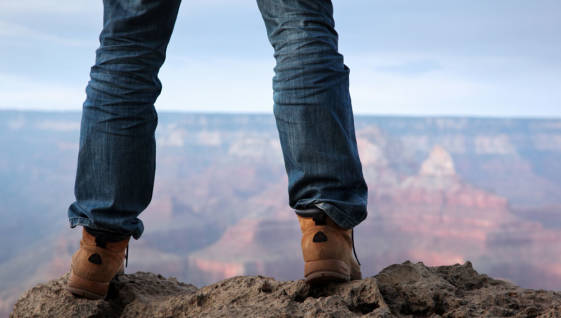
<box><xmin>11</xmin><ymin>261</ymin><xmax>561</xmax><ymax>317</ymax></box>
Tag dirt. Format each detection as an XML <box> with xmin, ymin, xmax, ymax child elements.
<box><xmin>10</xmin><ymin>261</ymin><xmax>561</xmax><ymax>317</ymax></box>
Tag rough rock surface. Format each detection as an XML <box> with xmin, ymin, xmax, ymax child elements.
<box><xmin>11</xmin><ymin>261</ymin><xmax>561</xmax><ymax>317</ymax></box>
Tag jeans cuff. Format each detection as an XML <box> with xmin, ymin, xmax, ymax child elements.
<box><xmin>294</xmin><ymin>202</ymin><xmax>367</xmax><ymax>229</ymax></box>
<box><xmin>85</xmin><ymin>226</ymin><xmax>131</xmax><ymax>242</ymax></box>
<box><xmin>69</xmin><ymin>216</ymin><xmax>142</xmax><ymax>240</ymax></box>
<box><xmin>294</xmin><ymin>207</ymin><xmax>325</xmax><ymax>217</ymax></box>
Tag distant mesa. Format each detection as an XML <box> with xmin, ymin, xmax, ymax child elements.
<box><xmin>401</xmin><ymin>145</ymin><xmax>460</xmax><ymax>191</ymax></box>
<box><xmin>357</xmin><ymin>137</ymin><xmax>388</xmax><ymax>167</ymax></box>
<box><xmin>419</xmin><ymin>145</ymin><xmax>456</xmax><ymax>177</ymax></box>
<box><xmin>395</xmin><ymin>144</ymin><xmax>509</xmax><ymax>209</ymax></box>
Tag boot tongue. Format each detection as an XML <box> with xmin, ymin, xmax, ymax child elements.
<box><xmin>82</xmin><ymin>227</ymin><xmax>129</xmax><ymax>252</ymax></box>
<box><xmin>312</xmin><ymin>213</ymin><xmax>327</xmax><ymax>225</ymax></box>
<box><xmin>95</xmin><ymin>236</ymin><xmax>108</xmax><ymax>248</ymax></box>
<box><xmin>105</xmin><ymin>237</ymin><xmax>130</xmax><ymax>252</ymax></box>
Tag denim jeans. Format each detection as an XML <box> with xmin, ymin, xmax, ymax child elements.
<box><xmin>68</xmin><ymin>0</ymin><xmax>368</xmax><ymax>240</ymax></box>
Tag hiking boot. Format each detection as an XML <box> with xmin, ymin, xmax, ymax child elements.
<box><xmin>298</xmin><ymin>212</ymin><xmax>362</xmax><ymax>283</ymax></box>
<box><xmin>67</xmin><ymin>228</ymin><xmax>129</xmax><ymax>299</ymax></box>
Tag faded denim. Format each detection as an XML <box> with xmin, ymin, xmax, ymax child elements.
<box><xmin>68</xmin><ymin>0</ymin><xmax>368</xmax><ymax>240</ymax></box>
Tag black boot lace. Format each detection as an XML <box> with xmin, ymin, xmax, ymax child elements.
<box><xmin>351</xmin><ymin>229</ymin><xmax>361</xmax><ymax>266</ymax></box>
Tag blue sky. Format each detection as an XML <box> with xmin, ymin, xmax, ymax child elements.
<box><xmin>0</xmin><ymin>0</ymin><xmax>559</xmax><ymax>117</ymax></box>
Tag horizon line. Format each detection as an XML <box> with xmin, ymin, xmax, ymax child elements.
<box><xmin>1</xmin><ymin>108</ymin><xmax>560</xmax><ymax>121</ymax></box>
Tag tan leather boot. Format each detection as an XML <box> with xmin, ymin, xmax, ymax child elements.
<box><xmin>67</xmin><ymin>228</ymin><xmax>129</xmax><ymax>299</ymax></box>
<box><xmin>298</xmin><ymin>213</ymin><xmax>362</xmax><ymax>283</ymax></box>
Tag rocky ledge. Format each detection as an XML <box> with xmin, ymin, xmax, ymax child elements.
<box><xmin>11</xmin><ymin>261</ymin><xmax>561</xmax><ymax>317</ymax></box>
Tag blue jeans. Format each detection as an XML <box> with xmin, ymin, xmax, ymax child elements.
<box><xmin>68</xmin><ymin>0</ymin><xmax>368</xmax><ymax>240</ymax></box>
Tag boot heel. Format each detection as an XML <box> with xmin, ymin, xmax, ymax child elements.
<box><xmin>67</xmin><ymin>270</ymin><xmax>109</xmax><ymax>299</ymax></box>
<box><xmin>304</xmin><ymin>259</ymin><xmax>350</xmax><ymax>283</ymax></box>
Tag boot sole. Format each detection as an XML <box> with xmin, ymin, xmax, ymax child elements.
<box><xmin>305</xmin><ymin>259</ymin><xmax>350</xmax><ymax>283</ymax></box>
<box><xmin>66</xmin><ymin>286</ymin><xmax>105</xmax><ymax>300</ymax></box>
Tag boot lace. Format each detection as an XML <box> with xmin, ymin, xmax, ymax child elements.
<box><xmin>352</xmin><ymin>229</ymin><xmax>361</xmax><ymax>266</ymax></box>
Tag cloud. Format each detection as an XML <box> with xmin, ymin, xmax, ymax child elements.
<box><xmin>0</xmin><ymin>21</ymin><xmax>92</xmax><ymax>47</ymax></box>
<box><xmin>345</xmin><ymin>53</ymin><xmax>561</xmax><ymax>117</ymax></box>
<box><xmin>350</xmin><ymin>66</ymin><xmax>481</xmax><ymax>115</ymax></box>
<box><xmin>0</xmin><ymin>0</ymin><xmax>99</xmax><ymax>14</ymax></box>
<box><xmin>376</xmin><ymin>59</ymin><xmax>441</xmax><ymax>76</ymax></box>
<box><xmin>2</xmin><ymin>51</ymin><xmax>560</xmax><ymax>118</ymax></box>
<box><xmin>156</xmin><ymin>56</ymin><xmax>275</xmax><ymax>113</ymax></box>
<box><xmin>0</xmin><ymin>74</ymin><xmax>85</xmax><ymax>111</ymax></box>
<box><xmin>1</xmin><ymin>1</ymin><xmax>559</xmax><ymax>117</ymax></box>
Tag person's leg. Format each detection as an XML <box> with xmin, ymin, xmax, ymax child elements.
<box><xmin>256</xmin><ymin>0</ymin><xmax>368</xmax><ymax>229</ymax></box>
<box><xmin>67</xmin><ymin>0</ymin><xmax>181</xmax><ymax>241</ymax></box>
<box><xmin>257</xmin><ymin>0</ymin><xmax>367</xmax><ymax>283</ymax></box>
<box><xmin>67</xmin><ymin>0</ymin><xmax>180</xmax><ymax>299</ymax></box>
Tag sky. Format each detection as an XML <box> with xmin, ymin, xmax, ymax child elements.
<box><xmin>0</xmin><ymin>0</ymin><xmax>559</xmax><ymax>117</ymax></box>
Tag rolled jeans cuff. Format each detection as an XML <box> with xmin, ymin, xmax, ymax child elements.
<box><xmin>68</xmin><ymin>215</ymin><xmax>143</xmax><ymax>240</ymax></box>
<box><xmin>294</xmin><ymin>202</ymin><xmax>367</xmax><ymax>229</ymax></box>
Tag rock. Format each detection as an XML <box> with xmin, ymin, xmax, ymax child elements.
<box><xmin>375</xmin><ymin>261</ymin><xmax>561</xmax><ymax>317</ymax></box>
<box><xmin>11</xmin><ymin>262</ymin><xmax>561</xmax><ymax>317</ymax></box>
<box><xmin>10</xmin><ymin>272</ymin><xmax>197</xmax><ymax>318</ymax></box>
